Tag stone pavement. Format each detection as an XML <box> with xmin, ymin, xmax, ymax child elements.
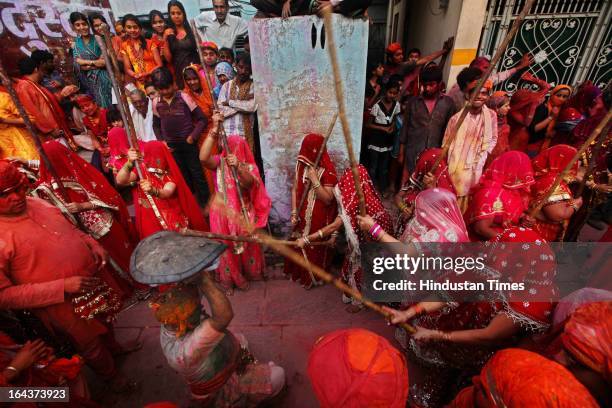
<box><xmin>93</xmin><ymin>275</ymin><xmax>397</xmax><ymax>407</ymax></box>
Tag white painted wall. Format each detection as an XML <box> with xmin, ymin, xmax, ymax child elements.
<box><xmin>404</xmin><ymin>0</ymin><xmax>463</xmax><ymax>85</ymax></box>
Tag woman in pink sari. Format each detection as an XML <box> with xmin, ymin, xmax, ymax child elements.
<box><xmin>200</xmin><ymin>113</ymin><xmax>271</xmax><ymax>293</ymax></box>
<box><xmin>465</xmin><ymin>151</ymin><xmax>534</xmax><ymax>240</ymax></box>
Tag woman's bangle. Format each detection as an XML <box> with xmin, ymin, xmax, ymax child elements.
<box><xmin>374</xmin><ymin>228</ymin><xmax>385</xmax><ymax>241</ymax></box>
<box><xmin>441</xmin><ymin>331</ymin><xmax>452</xmax><ymax>342</ymax></box>
<box><xmin>317</xmin><ymin>230</ymin><xmax>324</xmax><ymax>240</ymax></box>
<box><xmin>5</xmin><ymin>366</ymin><xmax>18</xmax><ymax>375</ymax></box>
<box><xmin>369</xmin><ymin>223</ymin><xmax>381</xmax><ymax>236</ymax></box>
<box><xmin>312</xmin><ymin>182</ymin><xmax>321</xmax><ymax>190</ymax></box>
<box><xmin>303</xmin><ymin>235</ymin><xmax>311</xmax><ymax>245</ymax></box>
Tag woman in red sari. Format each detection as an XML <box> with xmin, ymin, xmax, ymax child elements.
<box><xmin>285</xmin><ymin>133</ymin><xmax>338</xmax><ymax>288</ymax></box>
<box><xmin>321</xmin><ymin>165</ymin><xmax>393</xmax><ymax>310</ymax></box>
<box><xmin>508</xmin><ymin>72</ymin><xmax>550</xmax><ymax>152</ymax></box>
<box><xmin>466</xmin><ymin>150</ymin><xmax>534</xmax><ymax>240</ymax></box>
<box><xmin>531</xmin><ymin>144</ymin><xmax>582</xmax><ymax>242</ymax></box>
<box><xmin>182</xmin><ymin>63</ymin><xmax>216</xmax><ymax>196</ymax></box>
<box><xmin>77</xmin><ymin>95</ymin><xmax>111</xmax><ymax>179</ymax></box>
<box><xmin>394</xmin><ymin>148</ymin><xmax>456</xmax><ymax>237</ymax></box>
<box><xmin>34</xmin><ymin>141</ymin><xmax>135</xmax><ymax>299</ymax></box>
<box><xmin>200</xmin><ymin>114</ymin><xmax>271</xmax><ymax>293</ymax></box>
<box><xmin>116</xmin><ymin>137</ymin><xmax>207</xmax><ymax>239</ymax></box>
<box><xmin>448</xmin><ymin>348</ymin><xmax>598</xmax><ymax>408</ymax></box>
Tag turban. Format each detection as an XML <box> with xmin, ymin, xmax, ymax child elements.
<box><xmin>386</xmin><ymin>42</ymin><xmax>402</xmax><ymax>55</ymax></box>
<box><xmin>60</xmin><ymin>85</ymin><xmax>79</xmax><ymax>98</ymax></box>
<box><xmin>448</xmin><ymin>348</ymin><xmax>598</xmax><ymax>407</ymax></box>
<box><xmin>201</xmin><ymin>41</ymin><xmax>218</xmax><ymax>52</ymax></box>
<box><xmin>487</xmin><ymin>91</ymin><xmax>508</xmax><ymax>109</ymax></box>
<box><xmin>307</xmin><ymin>329</ymin><xmax>409</xmax><ymax>408</ymax></box>
<box><xmin>483</xmin><ymin>79</ymin><xmax>493</xmax><ymax>91</ymax></box>
<box><xmin>562</xmin><ymin>302</ymin><xmax>612</xmax><ymax>383</ymax></box>
<box><xmin>0</xmin><ymin>160</ymin><xmax>26</xmax><ymax>194</ymax></box>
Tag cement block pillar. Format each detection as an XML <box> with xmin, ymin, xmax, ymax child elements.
<box><xmin>446</xmin><ymin>0</ymin><xmax>488</xmax><ymax>89</ymax></box>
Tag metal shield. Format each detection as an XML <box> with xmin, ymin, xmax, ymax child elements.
<box><xmin>130</xmin><ymin>231</ymin><xmax>227</xmax><ymax>285</ymax></box>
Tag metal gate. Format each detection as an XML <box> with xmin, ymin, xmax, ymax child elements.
<box><xmin>479</xmin><ymin>0</ymin><xmax>611</xmax><ymax>92</ymax></box>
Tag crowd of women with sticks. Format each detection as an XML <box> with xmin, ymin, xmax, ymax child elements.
<box><xmin>0</xmin><ymin>0</ymin><xmax>610</xmax><ymax>406</ymax></box>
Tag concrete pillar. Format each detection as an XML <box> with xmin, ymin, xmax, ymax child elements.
<box><xmin>446</xmin><ymin>0</ymin><xmax>489</xmax><ymax>89</ymax></box>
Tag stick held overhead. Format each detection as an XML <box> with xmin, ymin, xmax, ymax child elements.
<box><xmin>322</xmin><ymin>9</ymin><xmax>366</xmax><ymax>216</ymax></box>
<box><xmin>430</xmin><ymin>0</ymin><xmax>537</xmax><ymax>172</ymax></box>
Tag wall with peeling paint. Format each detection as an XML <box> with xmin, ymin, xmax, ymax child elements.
<box><xmin>249</xmin><ymin>15</ymin><xmax>368</xmax><ymax>231</ymax></box>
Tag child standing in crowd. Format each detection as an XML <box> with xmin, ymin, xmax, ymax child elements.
<box><xmin>219</xmin><ymin>47</ymin><xmax>235</xmax><ymax>65</ymax></box>
<box><xmin>151</xmin><ymin>67</ymin><xmax>210</xmax><ymax>207</ymax></box>
<box><xmin>364</xmin><ymin>80</ymin><xmax>401</xmax><ymax>195</ymax></box>
<box><xmin>213</xmin><ymin>61</ymin><xmax>235</xmax><ymax>99</ymax></box>
<box><xmin>120</xmin><ymin>14</ymin><xmax>162</xmax><ymax>89</ymax></box>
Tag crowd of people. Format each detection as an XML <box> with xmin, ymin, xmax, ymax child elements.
<box><xmin>0</xmin><ymin>0</ymin><xmax>610</xmax><ymax>406</ymax></box>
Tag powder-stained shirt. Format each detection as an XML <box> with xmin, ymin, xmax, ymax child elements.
<box><xmin>401</xmin><ymin>94</ymin><xmax>457</xmax><ymax>172</ymax></box>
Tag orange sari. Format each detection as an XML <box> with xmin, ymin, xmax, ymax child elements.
<box><xmin>182</xmin><ymin>63</ymin><xmax>216</xmax><ymax>196</ymax></box>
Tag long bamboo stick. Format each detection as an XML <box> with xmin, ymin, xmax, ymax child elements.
<box><xmin>0</xmin><ymin>57</ymin><xmax>71</xmax><ymax>203</ymax></box>
<box><xmin>181</xmin><ymin>228</ymin><xmax>330</xmax><ymax>247</ymax></box>
<box><xmin>256</xmin><ymin>231</ymin><xmax>416</xmax><ymax>334</ymax></box>
<box><xmin>96</xmin><ymin>26</ymin><xmax>168</xmax><ymax>229</ymax></box>
<box><xmin>201</xmin><ymin>201</ymin><xmax>417</xmax><ymax>333</ymax></box>
<box><xmin>528</xmin><ymin>109</ymin><xmax>612</xmax><ymax>217</ymax></box>
<box><xmin>430</xmin><ymin>0</ymin><xmax>537</xmax><ymax>172</ymax></box>
<box><xmin>322</xmin><ymin>9</ymin><xmax>366</xmax><ymax>216</ymax></box>
<box><xmin>575</xmin><ymin>123</ymin><xmax>611</xmax><ymax>197</ymax></box>
<box><xmin>189</xmin><ymin>19</ymin><xmax>252</xmax><ymax>229</ymax></box>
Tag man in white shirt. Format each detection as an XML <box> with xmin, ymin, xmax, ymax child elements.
<box><xmin>195</xmin><ymin>0</ymin><xmax>248</xmax><ymax>50</ymax></box>
<box><xmin>128</xmin><ymin>89</ymin><xmax>157</xmax><ymax>142</ymax></box>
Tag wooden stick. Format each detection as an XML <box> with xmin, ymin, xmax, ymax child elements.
<box><xmin>189</xmin><ymin>18</ymin><xmax>252</xmax><ymax>228</ymax></box>
<box><xmin>201</xmin><ymin>202</ymin><xmax>416</xmax><ymax>333</ymax></box>
<box><xmin>322</xmin><ymin>9</ymin><xmax>366</xmax><ymax>216</ymax></box>
<box><xmin>294</xmin><ymin>113</ymin><xmax>338</xmax><ymax>218</ymax></box>
<box><xmin>96</xmin><ymin>27</ymin><xmax>168</xmax><ymax>230</ymax></box>
<box><xmin>256</xmin><ymin>231</ymin><xmax>416</xmax><ymax>334</ymax></box>
<box><xmin>528</xmin><ymin>109</ymin><xmax>612</xmax><ymax>217</ymax></box>
<box><xmin>181</xmin><ymin>228</ymin><xmax>330</xmax><ymax>247</ymax></box>
<box><xmin>0</xmin><ymin>57</ymin><xmax>71</xmax><ymax>203</ymax></box>
<box><xmin>575</xmin><ymin>124</ymin><xmax>610</xmax><ymax>197</ymax></box>
<box><xmin>430</xmin><ymin>0</ymin><xmax>537</xmax><ymax>172</ymax></box>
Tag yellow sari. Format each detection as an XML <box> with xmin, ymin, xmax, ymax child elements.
<box><xmin>0</xmin><ymin>91</ymin><xmax>39</xmax><ymax>160</ymax></box>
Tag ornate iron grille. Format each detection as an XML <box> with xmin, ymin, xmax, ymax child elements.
<box><xmin>479</xmin><ymin>0</ymin><xmax>611</xmax><ymax>92</ymax></box>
